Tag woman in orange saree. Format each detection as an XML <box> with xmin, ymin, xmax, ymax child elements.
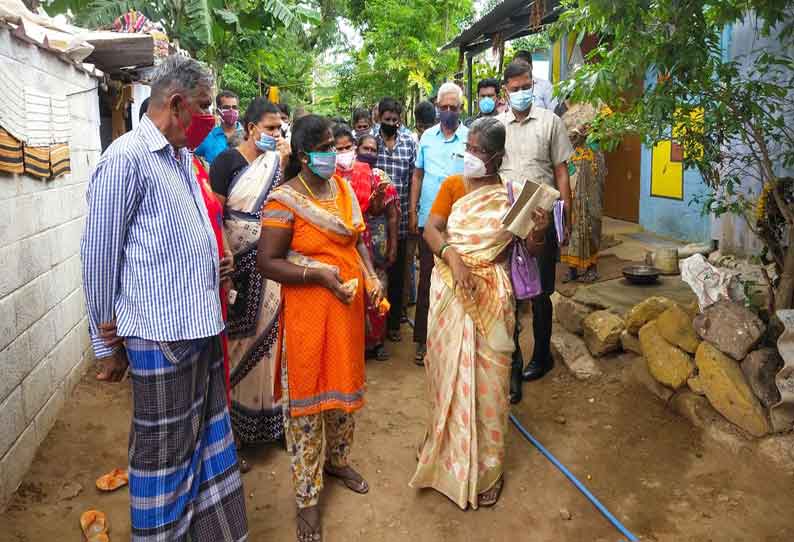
<box><xmin>410</xmin><ymin>118</ymin><xmax>549</xmax><ymax>510</ymax></box>
<box><xmin>258</xmin><ymin>115</ymin><xmax>384</xmax><ymax>542</ymax></box>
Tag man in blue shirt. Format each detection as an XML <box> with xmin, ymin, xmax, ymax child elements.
<box><xmin>409</xmin><ymin>82</ymin><xmax>468</xmax><ymax>364</ymax></box>
<box><xmin>194</xmin><ymin>90</ymin><xmax>242</xmax><ymax>164</ymax></box>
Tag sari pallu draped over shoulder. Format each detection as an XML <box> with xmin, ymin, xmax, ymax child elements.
<box><xmin>222</xmin><ymin>151</ymin><xmax>285</xmax><ymax>445</ymax></box>
<box><xmin>263</xmin><ymin>175</ymin><xmax>368</xmax><ymax>418</ymax></box>
<box><xmin>410</xmin><ymin>182</ymin><xmax>516</xmax><ymax>510</ymax></box>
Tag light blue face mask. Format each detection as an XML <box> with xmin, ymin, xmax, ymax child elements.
<box><xmin>479</xmin><ymin>96</ymin><xmax>496</xmax><ymax>114</ymax></box>
<box><xmin>308</xmin><ymin>151</ymin><xmax>337</xmax><ymax>180</ymax></box>
<box><xmin>255</xmin><ymin>133</ymin><xmax>277</xmax><ymax>152</ymax></box>
<box><xmin>508</xmin><ymin>88</ymin><xmax>534</xmax><ymax>112</ymax></box>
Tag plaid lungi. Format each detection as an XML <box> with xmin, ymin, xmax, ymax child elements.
<box><xmin>126</xmin><ymin>336</ymin><xmax>249</xmax><ymax>542</ymax></box>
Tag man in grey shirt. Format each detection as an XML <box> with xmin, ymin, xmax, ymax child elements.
<box><xmin>498</xmin><ymin>59</ymin><xmax>574</xmax><ymax>403</ymax></box>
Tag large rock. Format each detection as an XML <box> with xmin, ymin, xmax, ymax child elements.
<box><xmin>582</xmin><ymin>311</ymin><xmax>624</xmax><ymax>357</ymax></box>
<box><xmin>550</xmin><ymin>330</ymin><xmax>602</xmax><ymax>380</ymax></box>
<box><xmin>625</xmin><ymin>296</ymin><xmax>676</xmax><ymax>334</ymax></box>
<box><xmin>695</xmin><ymin>342</ymin><xmax>771</xmax><ymax>437</ymax></box>
<box><xmin>555</xmin><ymin>296</ymin><xmax>593</xmax><ymax>336</ymax></box>
<box><xmin>656</xmin><ymin>304</ymin><xmax>700</xmax><ymax>353</ymax></box>
<box><xmin>620</xmin><ymin>330</ymin><xmax>642</xmax><ymax>356</ymax></box>
<box><xmin>630</xmin><ymin>354</ymin><xmax>674</xmax><ymax>403</ymax></box>
<box><xmin>741</xmin><ymin>348</ymin><xmax>783</xmax><ymax>408</ymax></box>
<box><xmin>638</xmin><ymin>321</ymin><xmax>694</xmax><ymax>390</ymax></box>
<box><xmin>693</xmin><ymin>300</ymin><xmax>765</xmax><ymax>361</ymax></box>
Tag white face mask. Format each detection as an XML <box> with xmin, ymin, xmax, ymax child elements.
<box><xmin>463</xmin><ymin>151</ymin><xmax>487</xmax><ymax>178</ymax></box>
<box><xmin>336</xmin><ymin>149</ymin><xmax>356</xmax><ymax>170</ymax></box>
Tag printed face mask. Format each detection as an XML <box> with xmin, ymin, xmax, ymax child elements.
<box><xmin>308</xmin><ymin>151</ymin><xmax>337</xmax><ymax>179</ymax></box>
<box><xmin>220</xmin><ymin>108</ymin><xmax>239</xmax><ymax>127</ymax></box>
<box><xmin>508</xmin><ymin>88</ymin><xmax>534</xmax><ymax>112</ymax></box>
<box><xmin>336</xmin><ymin>149</ymin><xmax>356</xmax><ymax>170</ymax></box>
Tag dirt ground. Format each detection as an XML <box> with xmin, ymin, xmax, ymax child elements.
<box><xmin>2</xmin><ymin>317</ymin><xmax>794</xmax><ymax>542</ymax></box>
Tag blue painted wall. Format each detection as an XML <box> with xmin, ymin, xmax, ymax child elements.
<box><xmin>637</xmin><ymin>27</ymin><xmax>736</xmax><ymax>243</ymax></box>
<box><xmin>638</xmin><ymin>145</ymin><xmax>711</xmax><ymax>242</ymax></box>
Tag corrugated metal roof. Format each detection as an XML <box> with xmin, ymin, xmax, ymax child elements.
<box><xmin>443</xmin><ymin>0</ymin><xmax>562</xmax><ymax>53</ymax></box>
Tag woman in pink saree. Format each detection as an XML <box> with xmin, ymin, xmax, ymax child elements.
<box><xmin>410</xmin><ymin>118</ymin><xmax>550</xmax><ymax>509</ymax></box>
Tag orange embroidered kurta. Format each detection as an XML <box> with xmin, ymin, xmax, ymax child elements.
<box><xmin>262</xmin><ymin>176</ymin><xmax>366</xmax><ymax>418</ymax></box>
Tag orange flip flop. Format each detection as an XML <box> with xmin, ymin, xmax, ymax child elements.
<box><xmin>96</xmin><ymin>469</ymin><xmax>128</xmax><ymax>492</ymax></box>
<box><xmin>80</xmin><ymin>509</ymin><xmax>110</xmax><ymax>541</ymax></box>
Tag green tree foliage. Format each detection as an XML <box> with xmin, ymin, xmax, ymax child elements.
<box><xmin>334</xmin><ymin>0</ymin><xmax>473</xmax><ymax>118</ymax></box>
<box><xmin>555</xmin><ymin>0</ymin><xmax>794</xmax><ymax>309</ymax></box>
<box><xmin>44</xmin><ymin>0</ymin><xmax>310</xmax><ymax>57</ymax></box>
<box><xmin>45</xmin><ymin>0</ymin><xmax>328</xmax><ymax>110</ymax></box>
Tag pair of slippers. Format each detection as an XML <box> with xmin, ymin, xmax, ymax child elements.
<box><xmin>80</xmin><ymin>469</ymin><xmax>129</xmax><ymax>541</ymax></box>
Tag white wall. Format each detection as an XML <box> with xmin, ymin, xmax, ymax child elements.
<box><xmin>0</xmin><ymin>27</ymin><xmax>101</xmax><ymax>509</ymax></box>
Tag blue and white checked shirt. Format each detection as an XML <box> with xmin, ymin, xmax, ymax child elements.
<box><xmin>81</xmin><ymin>115</ymin><xmax>224</xmax><ymax>359</ymax></box>
<box><xmin>374</xmin><ymin>130</ymin><xmax>416</xmax><ymax>239</ymax></box>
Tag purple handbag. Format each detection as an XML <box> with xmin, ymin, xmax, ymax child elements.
<box><xmin>506</xmin><ymin>182</ymin><xmax>542</xmax><ymax>300</ymax></box>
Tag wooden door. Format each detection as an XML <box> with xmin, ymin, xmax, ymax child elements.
<box><xmin>603</xmin><ymin>134</ymin><xmax>641</xmax><ymax>222</ymax></box>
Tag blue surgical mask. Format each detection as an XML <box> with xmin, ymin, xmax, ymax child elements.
<box><xmin>256</xmin><ymin>133</ymin><xmax>277</xmax><ymax>152</ymax></box>
<box><xmin>479</xmin><ymin>96</ymin><xmax>496</xmax><ymax>114</ymax></box>
<box><xmin>508</xmin><ymin>88</ymin><xmax>534</xmax><ymax>112</ymax></box>
<box><xmin>308</xmin><ymin>151</ymin><xmax>337</xmax><ymax>180</ymax></box>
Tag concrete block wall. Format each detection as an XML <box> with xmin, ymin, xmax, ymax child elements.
<box><xmin>0</xmin><ymin>27</ymin><xmax>101</xmax><ymax>508</ymax></box>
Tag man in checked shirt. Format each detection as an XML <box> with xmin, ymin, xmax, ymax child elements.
<box><xmin>374</xmin><ymin>97</ymin><xmax>418</xmax><ymax>346</ymax></box>
<box><xmin>80</xmin><ymin>55</ymin><xmax>248</xmax><ymax>541</ymax></box>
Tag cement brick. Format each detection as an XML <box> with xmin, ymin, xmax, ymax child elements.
<box><xmin>30</xmin><ymin>309</ymin><xmax>59</xmax><ymax>365</ymax></box>
<box><xmin>19</xmin><ymin>175</ymin><xmax>50</xmax><ymax>196</ymax></box>
<box><xmin>0</xmin><ymin>332</ymin><xmax>31</xmax><ymax>404</ymax></box>
<box><xmin>21</xmin><ymin>358</ymin><xmax>53</xmax><ymax>424</ymax></box>
<box><xmin>78</xmin><ymin>316</ymin><xmax>91</xmax><ymax>354</ymax></box>
<box><xmin>66</xmin><ymin>184</ymin><xmax>88</xmax><ymax>220</ymax></box>
<box><xmin>60</xmin><ymin>290</ymin><xmax>86</xmax><ymax>335</ymax></box>
<box><xmin>33</xmin><ymin>383</ymin><xmax>63</xmax><ymax>446</ymax></box>
<box><xmin>51</xmin><ymin>218</ymin><xmax>83</xmax><ymax>267</ymax></box>
<box><xmin>10</xmin><ymin>194</ymin><xmax>38</xmax><ymax>242</ymax></box>
<box><xmin>0</xmin><ymin>293</ymin><xmax>16</xmax><ymax>352</ymax></box>
<box><xmin>0</xmin><ymin>387</ymin><xmax>25</xmax><ymax>458</ymax></box>
<box><xmin>50</xmin><ymin>255</ymin><xmax>81</xmax><ymax>306</ymax></box>
<box><xmin>52</xmin><ymin>324</ymin><xmax>83</xmax><ymax>386</ymax></box>
<box><xmin>0</xmin><ymin>175</ymin><xmax>19</xmax><ymax>201</ymax></box>
<box><xmin>0</xmin><ymin>244</ymin><xmax>22</xmax><ymax>299</ymax></box>
<box><xmin>14</xmin><ymin>278</ymin><xmax>46</xmax><ymax>333</ymax></box>
<box><xmin>18</xmin><ymin>232</ymin><xmax>53</xmax><ymax>285</ymax></box>
<box><xmin>37</xmin><ymin>189</ymin><xmax>67</xmax><ymax>232</ymax></box>
<box><xmin>66</xmin><ymin>353</ymin><xmax>89</xmax><ymax>395</ymax></box>
<box><xmin>0</xmin><ymin>423</ymin><xmax>37</xmax><ymax>503</ymax></box>
<box><xmin>0</xmin><ymin>199</ymin><xmax>18</xmax><ymax>247</ymax></box>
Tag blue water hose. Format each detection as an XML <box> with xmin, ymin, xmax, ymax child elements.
<box><xmin>509</xmin><ymin>413</ymin><xmax>639</xmax><ymax>542</ymax></box>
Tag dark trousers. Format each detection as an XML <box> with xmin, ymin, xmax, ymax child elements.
<box><xmin>387</xmin><ymin>238</ymin><xmax>409</xmax><ymax>331</ymax></box>
<box><xmin>413</xmin><ymin>229</ymin><xmax>434</xmax><ymax>344</ymax></box>
<box><xmin>530</xmin><ymin>222</ymin><xmax>559</xmax><ymax>365</ymax></box>
<box><xmin>512</xmin><ymin>304</ymin><xmax>524</xmax><ymax>372</ymax></box>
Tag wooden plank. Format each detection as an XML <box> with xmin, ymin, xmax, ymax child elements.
<box><xmin>83</xmin><ymin>33</ymin><xmax>154</xmax><ymax>71</ymax></box>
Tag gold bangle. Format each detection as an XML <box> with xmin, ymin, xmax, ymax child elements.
<box><xmin>302</xmin><ymin>266</ymin><xmax>309</xmax><ymax>283</ymax></box>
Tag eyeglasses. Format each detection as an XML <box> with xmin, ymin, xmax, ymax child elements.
<box><xmin>465</xmin><ymin>143</ymin><xmax>486</xmax><ymax>154</ymax></box>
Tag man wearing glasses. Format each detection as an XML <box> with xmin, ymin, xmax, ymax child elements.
<box><xmin>409</xmin><ymin>82</ymin><xmax>468</xmax><ymax>365</ymax></box>
<box><xmin>195</xmin><ymin>90</ymin><xmax>242</xmax><ymax>164</ymax></box>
